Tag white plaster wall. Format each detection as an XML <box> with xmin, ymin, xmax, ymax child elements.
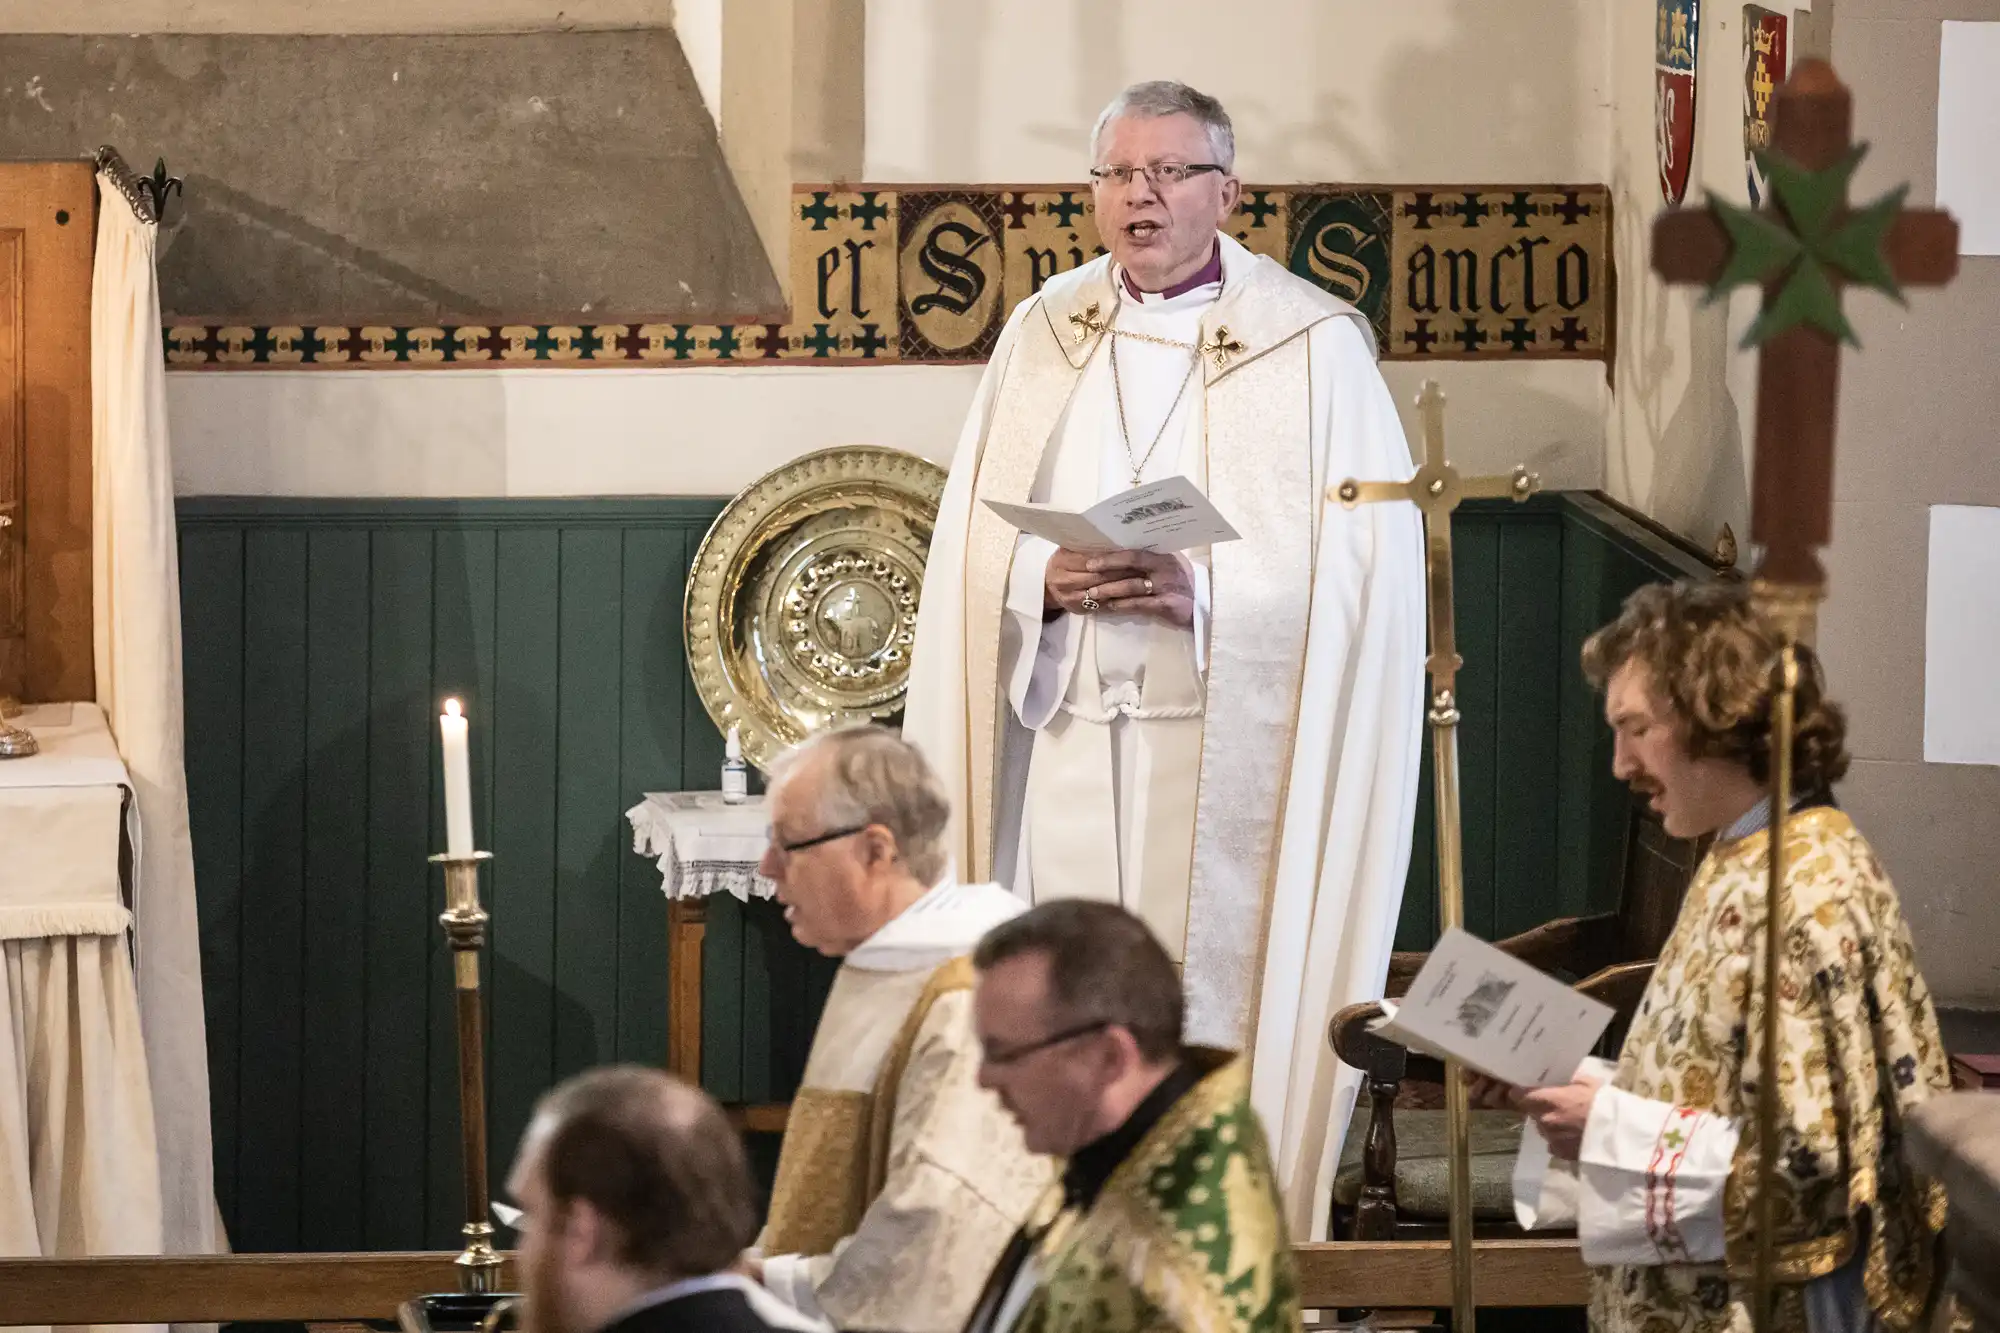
<box><xmin>673</xmin><ymin>0</ymin><xmax>724</xmax><ymax>129</ymax></box>
<box><xmin>167</xmin><ymin>356</ymin><xmax>1605</xmax><ymax>498</ymax></box>
<box><xmin>862</xmin><ymin>0</ymin><xmax>1609</xmax><ymax>184</ymax></box>
<box><xmin>166</xmin><ymin>0</ymin><xmax>1617</xmax><ymax>497</ymax></box>
<box><xmin>1602</xmin><ymin>0</ymin><xmax>1766</xmax><ymax>553</ymax></box>
<box><xmin>167</xmin><ymin>366</ymin><xmax>983</xmax><ymax>496</ymax></box>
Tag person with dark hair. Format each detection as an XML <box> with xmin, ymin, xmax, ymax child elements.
<box><xmin>961</xmin><ymin>900</ymin><xmax>1298</xmax><ymax>1333</ymax></box>
<box><xmin>504</xmin><ymin>1066</ymin><xmax>817</xmax><ymax>1333</ymax></box>
<box><xmin>747</xmin><ymin>726</ymin><xmax>1052</xmax><ymax>1333</ymax></box>
<box><xmin>1476</xmin><ymin>579</ymin><xmax>1952</xmax><ymax>1333</ymax></box>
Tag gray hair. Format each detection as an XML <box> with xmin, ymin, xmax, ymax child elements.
<box><xmin>769</xmin><ymin>725</ymin><xmax>951</xmax><ymax>886</ymax></box>
<box><xmin>1090</xmin><ymin>80</ymin><xmax>1236</xmax><ymax>172</ymax></box>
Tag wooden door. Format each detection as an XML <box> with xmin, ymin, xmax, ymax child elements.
<box><xmin>0</xmin><ymin>162</ymin><xmax>95</xmax><ymax>703</ymax></box>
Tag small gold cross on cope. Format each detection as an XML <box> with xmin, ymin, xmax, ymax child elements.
<box><xmin>1068</xmin><ymin>302</ymin><xmax>1107</xmax><ymax>343</ymax></box>
<box><xmin>1330</xmin><ymin>378</ymin><xmax>1537</xmax><ymax>1333</ymax></box>
<box><xmin>1199</xmin><ymin>325</ymin><xmax>1244</xmax><ymax>369</ymax></box>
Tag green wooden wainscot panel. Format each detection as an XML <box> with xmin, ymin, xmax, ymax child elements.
<box><xmin>177</xmin><ymin>490</ymin><xmax>1717</xmax><ymax>1253</ymax></box>
<box><xmin>1393</xmin><ymin>492</ymin><xmax>1718</xmax><ymax>950</ymax></box>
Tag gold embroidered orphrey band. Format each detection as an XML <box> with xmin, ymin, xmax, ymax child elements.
<box><xmin>163</xmin><ymin>182</ymin><xmax>1613</xmax><ymax>370</ymax></box>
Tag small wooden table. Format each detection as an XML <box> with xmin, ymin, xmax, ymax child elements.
<box><xmin>627</xmin><ymin>791</ymin><xmax>789</xmax><ymax>1132</ymax></box>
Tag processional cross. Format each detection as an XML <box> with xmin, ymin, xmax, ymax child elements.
<box><xmin>1334</xmin><ymin>384</ymin><xmax>1539</xmax><ymax>1333</ymax></box>
<box><xmin>1650</xmin><ymin>59</ymin><xmax>1956</xmax><ymax>1332</ymax></box>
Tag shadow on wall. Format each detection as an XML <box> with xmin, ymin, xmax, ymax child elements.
<box><xmin>1363</xmin><ymin>0</ymin><xmax>1586</xmax><ymax>183</ymax></box>
<box><xmin>1649</xmin><ymin>299</ymin><xmax>1749</xmax><ymax>542</ymax></box>
<box><xmin>1378</xmin><ymin>363</ymin><xmax>1606</xmax><ymax>490</ymax></box>
<box><xmin>162</xmin><ymin>172</ymin><xmax>490</xmax><ymax>319</ymax></box>
<box><xmin>1610</xmin><ymin>149</ymin><xmax>1749</xmax><ymax>548</ymax></box>
<box><xmin>915</xmin><ymin>0</ymin><xmax>1592</xmax><ymax>185</ymax></box>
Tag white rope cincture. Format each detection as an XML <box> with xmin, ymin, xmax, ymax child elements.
<box><xmin>1059</xmin><ymin>681</ymin><xmax>1204</xmax><ymax>725</ymax></box>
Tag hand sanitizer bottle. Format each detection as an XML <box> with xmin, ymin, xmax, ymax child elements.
<box><xmin>721</xmin><ymin>724</ymin><xmax>748</xmax><ymax>804</ymax></box>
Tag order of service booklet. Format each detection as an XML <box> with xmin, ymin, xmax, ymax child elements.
<box><xmin>1371</xmin><ymin>926</ymin><xmax>1615</xmax><ymax>1087</ymax></box>
<box><xmin>980</xmin><ymin>475</ymin><xmax>1241</xmax><ymax>554</ymax></box>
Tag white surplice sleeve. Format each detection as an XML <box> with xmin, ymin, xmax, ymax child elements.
<box><xmin>1002</xmin><ymin>535</ymin><xmax>1076</xmax><ymax>729</ymax></box>
<box><xmin>1575</xmin><ymin>1084</ymin><xmax>1741</xmax><ymax>1265</ymax></box>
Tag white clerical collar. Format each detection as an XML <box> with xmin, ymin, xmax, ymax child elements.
<box><xmin>844</xmin><ymin>876</ymin><xmax>1027</xmax><ymax>973</ymax></box>
<box><xmin>1117</xmin><ymin>269</ymin><xmax>1222</xmax><ymax>311</ymax></box>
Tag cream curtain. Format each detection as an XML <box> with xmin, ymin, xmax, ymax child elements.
<box><xmin>0</xmin><ymin>937</ymin><xmax>164</xmax><ymax>1333</ymax></box>
<box><xmin>91</xmin><ymin>170</ymin><xmax>223</xmax><ymax>1264</ymax></box>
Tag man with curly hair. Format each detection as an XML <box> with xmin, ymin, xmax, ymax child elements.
<box><xmin>1479</xmin><ymin>580</ymin><xmax>1954</xmax><ymax>1333</ymax></box>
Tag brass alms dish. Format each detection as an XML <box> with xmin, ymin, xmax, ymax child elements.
<box><xmin>685</xmin><ymin>446</ymin><xmax>947</xmax><ymax>773</ymax></box>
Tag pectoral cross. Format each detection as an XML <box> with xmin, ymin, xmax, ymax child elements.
<box><xmin>1332</xmin><ymin>382</ymin><xmax>1538</xmax><ymax>1333</ymax></box>
<box><xmin>1650</xmin><ymin>59</ymin><xmax>1957</xmax><ymax>1332</ymax></box>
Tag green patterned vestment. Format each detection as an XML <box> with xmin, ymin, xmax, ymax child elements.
<box><xmin>1009</xmin><ymin>1050</ymin><xmax>1300</xmax><ymax>1333</ymax></box>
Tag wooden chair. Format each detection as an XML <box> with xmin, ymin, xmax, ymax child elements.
<box><xmin>1327</xmin><ymin>800</ymin><xmax>1706</xmax><ymax>1240</ymax></box>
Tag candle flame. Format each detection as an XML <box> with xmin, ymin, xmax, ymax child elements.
<box><xmin>444</xmin><ymin>698</ymin><xmax>463</xmax><ymax>719</ymax></box>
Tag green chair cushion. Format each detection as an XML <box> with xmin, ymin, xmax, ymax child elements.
<box><xmin>1332</xmin><ymin>1108</ymin><xmax>1524</xmax><ymax>1220</ymax></box>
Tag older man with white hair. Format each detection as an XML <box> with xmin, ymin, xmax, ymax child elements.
<box><xmin>902</xmin><ymin>79</ymin><xmax>1427</xmax><ymax>1238</ymax></box>
<box><xmin>744</xmin><ymin>725</ymin><xmax>1052</xmax><ymax>1333</ymax></box>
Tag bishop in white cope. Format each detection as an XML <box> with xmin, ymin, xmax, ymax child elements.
<box><xmin>901</xmin><ymin>81</ymin><xmax>1427</xmax><ymax>1237</ymax></box>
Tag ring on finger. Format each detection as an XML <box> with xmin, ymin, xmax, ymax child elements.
<box><xmin>1144</xmin><ymin>577</ymin><xmax>1155</xmax><ymax>596</ymax></box>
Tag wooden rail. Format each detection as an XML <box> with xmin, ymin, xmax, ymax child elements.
<box><xmin>0</xmin><ymin>1252</ymin><xmax>509</xmax><ymax>1326</ymax></box>
<box><xmin>0</xmin><ymin>1241</ymin><xmax>1588</xmax><ymax>1325</ymax></box>
<box><xmin>1295</xmin><ymin>1239</ymin><xmax>1590</xmax><ymax>1308</ymax></box>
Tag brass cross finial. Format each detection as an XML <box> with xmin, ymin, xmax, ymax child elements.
<box><xmin>1336</xmin><ymin>382</ymin><xmax>1538</xmax><ymax>694</ymax></box>
<box><xmin>1199</xmin><ymin>325</ymin><xmax>1245</xmax><ymax>368</ymax></box>
<box><xmin>1330</xmin><ymin>379</ymin><xmax>1537</xmax><ymax>1333</ymax></box>
<box><xmin>1067</xmin><ymin>302</ymin><xmax>1107</xmax><ymax>343</ymax></box>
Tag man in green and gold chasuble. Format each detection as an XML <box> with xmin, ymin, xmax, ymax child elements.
<box><xmin>962</xmin><ymin>902</ymin><xmax>1297</xmax><ymax>1333</ymax></box>
<box><xmin>902</xmin><ymin>80</ymin><xmax>1426</xmax><ymax>1242</ymax></box>
<box><xmin>1489</xmin><ymin>582</ymin><xmax>1953</xmax><ymax>1333</ymax></box>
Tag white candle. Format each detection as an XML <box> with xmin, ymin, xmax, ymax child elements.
<box><xmin>441</xmin><ymin>697</ymin><xmax>475</xmax><ymax>856</ymax></box>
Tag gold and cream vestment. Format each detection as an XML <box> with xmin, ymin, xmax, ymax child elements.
<box><xmin>1516</xmin><ymin>808</ymin><xmax>1953</xmax><ymax>1333</ymax></box>
<box><xmin>903</xmin><ymin>232</ymin><xmax>1428</xmax><ymax>1238</ymax></box>
<box><xmin>757</xmin><ymin>879</ymin><xmax>1053</xmax><ymax>1333</ymax></box>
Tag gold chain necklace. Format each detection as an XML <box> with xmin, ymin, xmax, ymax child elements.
<box><xmin>1107</xmin><ymin>325</ymin><xmax>1197</xmax><ymax>351</ymax></box>
<box><xmin>1105</xmin><ymin>272</ymin><xmax>1222</xmax><ymax>487</ymax></box>
<box><xmin>1110</xmin><ymin>335</ymin><xmax>1200</xmax><ymax>487</ymax></box>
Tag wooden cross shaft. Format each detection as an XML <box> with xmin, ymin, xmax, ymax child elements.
<box><xmin>1651</xmin><ymin>60</ymin><xmax>1958</xmax><ymax>589</ymax></box>
<box><xmin>1336</xmin><ymin>382</ymin><xmax>1538</xmax><ymax>696</ymax></box>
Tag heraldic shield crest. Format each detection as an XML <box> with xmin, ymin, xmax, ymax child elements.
<box><xmin>1743</xmin><ymin>5</ymin><xmax>1789</xmax><ymax>206</ymax></box>
<box><xmin>1657</xmin><ymin>0</ymin><xmax>1700</xmax><ymax>204</ymax></box>
<box><xmin>685</xmin><ymin>446</ymin><xmax>947</xmax><ymax>772</ymax></box>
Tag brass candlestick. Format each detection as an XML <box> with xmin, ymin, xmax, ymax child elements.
<box><xmin>431</xmin><ymin>850</ymin><xmax>504</xmax><ymax>1295</ymax></box>
<box><xmin>0</xmin><ymin>696</ymin><xmax>36</xmax><ymax>759</ymax></box>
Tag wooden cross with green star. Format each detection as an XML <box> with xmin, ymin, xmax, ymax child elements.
<box><xmin>1651</xmin><ymin>59</ymin><xmax>1957</xmax><ymax>593</ymax></box>
<box><xmin>1651</xmin><ymin>58</ymin><xmax>1958</xmax><ymax>1333</ymax></box>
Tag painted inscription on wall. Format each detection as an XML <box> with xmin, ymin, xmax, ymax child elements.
<box><xmin>166</xmin><ymin>183</ymin><xmax>1610</xmax><ymax>368</ymax></box>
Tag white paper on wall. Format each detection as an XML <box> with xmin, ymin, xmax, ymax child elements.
<box><xmin>1924</xmin><ymin>504</ymin><xmax>2000</xmax><ymax>766</ymax></box>
<box><xmin>1937</xmin><ymin>21</ymin><xmax>2000</xmax><ymax>257</ymax></box>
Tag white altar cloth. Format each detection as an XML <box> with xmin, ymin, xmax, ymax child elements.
<box><xmin>0</xmin><ymin>703</ymin><xmax>136</xmax><ymax>938</ymax></box>
<box><xmin>0</xmin><ymin>702</ymin><xmax>164</xmax><ymax>1323</ymax></box>
<box><xmin>627</xmin><ymin>791</ymin><xmax>776</xmax><ymax>902</ymax></box>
